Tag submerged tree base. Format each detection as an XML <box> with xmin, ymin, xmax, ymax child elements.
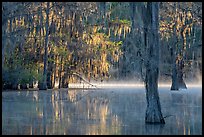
<box><xmin>145</xmin><ymin>106</ymin><xmax>165</xmax><ymax>124</ymax></box>
<box><xmin>170</xmin><ymin>86</ymin><xmax>179</xmax><ymax>90</ymax></box>
<box><xmin>171</xmin><ymin>81</ymin><xmax>187</xmax><ymax>90</ymax></box>
<box><xmin>178</xmin><ymin>81</ymin><xmax>187</xmax><ymax>89</ymax></box>
<box><xmin>145</xmin><ymin>117</ymin><xmax>165</xmax><ymax>124</ymax></box>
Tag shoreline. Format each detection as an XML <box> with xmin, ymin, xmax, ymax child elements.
<box><xmin>2</xmin><ymin>84</ymin><xmax>202</xmax><ymax>92</ymax></box>
<box><xmin>2</xmin><ymin>87</ymin><xmax>100</xmax><ymax>92</ymax></box>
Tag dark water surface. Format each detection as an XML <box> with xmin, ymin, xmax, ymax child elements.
<box><xmin>2</xmin><ymin>86</ymin><xmax>202</xmax><ymax>135</ymax></box>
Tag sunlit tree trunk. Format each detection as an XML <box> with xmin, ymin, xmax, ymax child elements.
<box><xmin>36</xmin><ymin>7</ymin><xmax>42</xmax><ymax>89</ymax></box>
<box><xmin>47</xmin><ymin>14</ymin><xmax>55</xmax><ymax>89</ymax></box>
<box><xmin>52</xmin><ymin>55</ymin><xmax>57</xmax><ymax>88</ymax></box>
<box><xmin>144</xmin><ymin>2</ymin><xmax>165</xmax><ymax>124</ymax></box>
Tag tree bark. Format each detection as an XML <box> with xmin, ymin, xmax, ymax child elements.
<box><xmin>170</xmin><ymin>28</ymin><xmax>179</xmax><ymax>90</ymax></box>
<box><xmin>177</xmin><ymin>58</ymin><xmax>187</xmax><ymax>89</ymax></box>
<box><xmin>47</xmin><ymin>71</ymin><xmax>52</xmax><ymax>89</ymax></box>
<box><xmin>52</xmin><ymin>55</ymin><xmax>57</xmax><ymax>88</ymax></box>
<box><xmin>58</xmin><ymin>56</ymin><xmax>63</xmax><ymax>89</ymax></box>
<box><xmin>144</xmin><ymin>2</ymin><xmax>165</xmax><ymax>124</ymax></box>
<box><xmin>171</xmin><ymin>56</ymin><xmax>186</xmax><ymax>90</ymax></box>
<box><xmin>61</xmin><ymin>72</ymin><xmax>69</xmax><ymax>88</ymax></box>
<box><xmin>170</xmin><ymin>55</ymin><xmax>179</xmax><ymax>90</ymax></box>
<box><xmin>47</xmin><ymin>52</ymin><xmax>54</xmax><ymax>89</ymax></box>
<box><xmin>177</xmin><ymin>28</ymin><xmax>187</xmax><ymax>89</ymax></box>
<box><xmin>39</xmin><ymin>2</ymin><xmax>50</xmax><ymax>90</ymax></box>
<box><xmin>61</xmin><ymin>62</ymin><xmax>68</xmax><ymax>88</ymax></box>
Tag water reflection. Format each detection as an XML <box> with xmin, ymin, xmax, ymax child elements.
<box><xmin>2</xmin><ymin>86</ymin><xmax>202</xmax><ymax>135</ymax></box>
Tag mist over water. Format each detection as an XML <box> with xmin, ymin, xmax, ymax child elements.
<box><xmin>2</xmin><ymin>83</ymin><xmax>202</xmax><ymax>135</ymax></box>
<box><xmin>68</xmin><ymin>81</ymin><xmax>202</xmax><ymax>89</ymax></box>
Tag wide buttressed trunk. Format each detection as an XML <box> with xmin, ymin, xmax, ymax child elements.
<box><xmin>171</xmin><ymin>57</ymin><xmax>187</xmax><ymax>90</ymax></box>
<box><xmin>144</xmin><ymin>2</ymin><xmax>165</xmax><ymax>124</ymax></box>
<box><xmin>145</xmin><ymin>74</ymin><xmax>165</xmax><ymax>124</ymax></box>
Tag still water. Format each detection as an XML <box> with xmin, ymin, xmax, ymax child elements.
<box><xmin>2</xmin><ymin>86</ymin><xmax>202</xmax><ymax>135</ymax></box>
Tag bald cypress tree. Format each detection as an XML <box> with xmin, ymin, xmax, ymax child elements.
<box><xmin>144</xmin><ymin>2</ymin><xmax>165</xmax><ymax>124</ymax></box>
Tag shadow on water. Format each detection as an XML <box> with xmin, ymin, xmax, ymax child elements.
<box><xmin>2</xmin><ymin>86</ymin><xmax>202</xmax><ymax>135</ymax></box>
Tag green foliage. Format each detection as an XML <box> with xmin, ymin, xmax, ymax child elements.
<box><xmin>111</xmin><ymin>19</ymin><xmax>131</xmax><ymax>26</ymax></box>
<box><xmin>3</xmin><ymin>44</ymin><xmax>43</xmax><ymax>87</ymax></box>
<box><xmin>119</xmin><ymin>19</ymin><xmax>131</xmax><ymax>26</ymax></box>
<box><xmin>19</xmin><ymin>68</ymin><xmax>42</xmax><ymax>84</ymax></box>
<box><xmin>116</xmin><ymin>41</ymin><xmax>123</xmax><ymax>45</ymax></box>
<box><xmin>3</xmin><ymin>64</ymin><xmax>42</xmax><ymax>85</ymax></box>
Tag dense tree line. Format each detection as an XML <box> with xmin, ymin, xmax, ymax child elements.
<box><xmin>2</xmin><ymin>2</ymin><xmax>123</xmax><ymax>90</ymax></box>
<box><xmin>2</xmin><ymin>2</ymin><xmax>201</xmax><ymax>90</ymax></box>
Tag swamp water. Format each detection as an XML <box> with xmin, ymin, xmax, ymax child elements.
<box><xmin>2</xmin><ymin>85</ymin><xmax>202</xmax><ymax>135</ymax></box>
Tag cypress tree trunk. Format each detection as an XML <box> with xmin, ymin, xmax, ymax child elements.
<box><xmin>39</xmin><ymin>2</ymin><xmax>50</xmax><ymax>90</ymax></box>
<box><xmin>170</xmin><ymin>8</ymin><xmax>179</xmax><ymax>90</ymax></box>
<box><xmin>62</xmin><ymin>65</ymin><xmax>69</xmax><ymax>88</ymax></box>
<box><xmin>46</xmin><ymin>56</ymin><xmax>51</xmax><ymax>89</ymax></box>
<box><xmin>177</xmin><ymin>28</ymin><xmax>187</xmax><ymax>89</ymax></box>
<box><xmin>170</xmin><ymin>2</ymin><xmax>187</xmax><ymax>90</ymax></box>
<box><xmin>61</xmin><ymin>74</ymin><xmax>69</xmax><ymax>88</ymax></box>
<box><xmin>144</xmin><ymin>2</ymin><xmax>165</xmax><ymax>124</ymax></box>
<box><xmin>47</xmin><ymin>52</ymin><xmax>54</xmax><ymax>89</ymax></box>
<box><xmin>170</xmin><ymin>47</ymin><xmax>179</xmax><ymax>90</ymax></box>
<box><xmin>58</xmin><ymin>56</ymin><xmax>63</xmax><ymax>89</ymax></box>
<box><xmin>177</xmin><ymin>58</ymin><xmax>187</xmax><ymax>89</ymax></box>
<box><xmin>47</xmin><ymin>71</ymin><xmax>52</xmax><ymax>89</ymax></box>
<box><xmin>171</xmin><ymin>59</ymin><xmax>179</xmax><ymax>90</ymax></box>
<box><xmin>53</xmin><ymin>59</ymin><xmax>57</xmax><ymax>88</ymax></box>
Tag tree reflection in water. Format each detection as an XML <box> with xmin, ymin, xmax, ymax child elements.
<box><xmin>2</xmin><ymin>86</ymin><xmax>202</xmax><ymax>135</ymax></box>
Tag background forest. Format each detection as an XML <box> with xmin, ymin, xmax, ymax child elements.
<box><xmin>2</xmin><ymin>2</ymin><xmax>202</xmax><ymax>90</ymax></box>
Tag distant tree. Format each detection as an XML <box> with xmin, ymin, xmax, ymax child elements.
<box><xmin>38</xmin><ymin>2</ymin><xmax>50</xmax><ymax>90</ymax></box>
<box><xmin>159</xmin><ymin>2</ymin><xmax>202</xmax><ymax>90</ymax></box>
